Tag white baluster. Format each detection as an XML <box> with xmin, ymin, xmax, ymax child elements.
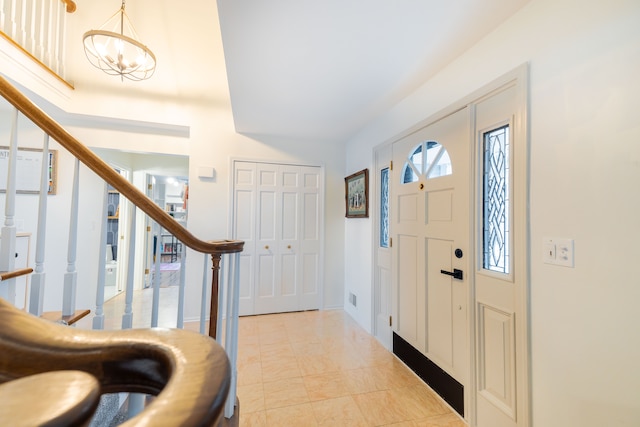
<box><xmin>24</xmin><ymin>0</ymin><xmax>35</xmax><ymax>53</ymax></box>
<box><xmin>93</xmin><ymin>183</ymin><xmax>109</xmax><ymax>330</ymax></box>
<box><xmin>15</xmin><ymin>0</ymin><xmax>26</xmax><ymax>46</ymax></box>
<box><xmin>51</xmin><ymin>0</ymin><xmax>62</xmax><ymax>74</ymax></box>
<box><xmin>216</xmin><ymin>253</ymin><xmax>227</xmax><ymax>342</ymax></box>
<box><xmin>199</xmin><ymin>253</ymin><xmax>209</xmax><ymax>334</ymax></box>
<box><xmin>42</xmin><ymin>0</ymin><xmax>52</xmax><ymax>68</ymax></box>
<box><xmin>57</xmin><ymin>0</ymin><xmax>66</xmax><ymax>78</ymax></box>
<box><xmin>33</xmin><ymin>0</ymin><xmax>44</xmax><ymax>60</ymax></box>
<box><xmin>127</xmin><ymin>393</ymin><xmax>145</xmax><ymax>420</ymax></box>
<box><xmin>4</xmin><ymin>0</ymin><xmax>16</xmax><ymax>40</ymax></box>
<box><xmin>176</xmin><ymin>245</ymin><xmax>187</xmax><ymax>328</ymax></box>
<box><xmin>0</xmin><ymin>109</ymin><xmax>18</xmax><ymax>303</ymax></box>
<box><xmin>121</xmin><ymin>205</ymin><xmax>136</xmax><ymax>329</ymax></box>
<box><xmin>62</xmin><ymin>158</ymin><xmax>79</xmax><ymax>316</ymax></box>
<box><xmin>29</xmin><ymin>133</ymin><xmax>50</xmax><ymax>315</ymax></box>
<box><xmin>151</xmin><ymin>223</ymin><xmax>161</xmax><ymax>328</ymax></box>
<box><xmin>224</xmin><ymin>252</ymin><xmax>241</xmax><ymax>418</ymax></box>
<box><xmin>0</xmin><ymin>0</ymin><xmax>6</xmax><ymax>35</ymax></box>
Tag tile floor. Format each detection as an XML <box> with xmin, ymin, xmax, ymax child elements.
<box><xmin>79</xmin><ymin>288</ymin><xmax>466</xmax><ymax>426</ymax></box>
<box><xmin>235</xmin><ymin>310</ymin><xmax>466</xmax><ymax>426</ymax></box>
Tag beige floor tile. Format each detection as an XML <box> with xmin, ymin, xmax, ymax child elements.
<box><xmin>343</xmin><ymin>368</ymin><xmax>380</xmax><ymax>395</ymax></box>
<box><xmin>391</xmin><ymin>386</ymin><xmax>451</xmax><ymax>419</ymax></box>
<box><xmin>259</xmin><ymin>341</ymin><xmax>294</xmax><ymax>358</ymax></box>
<box><xmin>239</xmin><ymin>410</ymin><xmax>267</xmax><ymax>427</ymax></box>
<box><xmin>260</xmin><ymin>354</ymin><xmax>302</xmax><ymax>382</ymax></box>
<box><xmin>353</xmin><ymin>389</ymin><xmax>414</xmax><ymax>426</ymax></box>
<box><xmin>259</xmin><ymin>329</ymin><xmax>291</xmax><ymax>346</ymax></box>
<box><xmin>265</xmin><ymin>402</ymin><xmax>318</xmax><ymax>426</ymax></box>
<box><xmin>311</xmin><ymin>396</ymin><xmax>368</xmax><ymax>427</ymax></box>
<box><xmin>291</xmin><ymin>341</ymin><xmax>326</xmax><ymax>356</ymax></box>
<box><xmin>303</xmin><ymin>371</ymin><xmax>352</xmax><ymax>401</ymax></box>
<box><xmin>237</xmin><ymin>383</ymin><xmax>265</xmax><ymax>414</ymax></box>
<box><xmin>297</xmin><ymin>354</ymin><xmax>341</xmax><ymax>376</ymax></box>
<box><xmin>238</xmin><ymin>342</ymin><xmax>261</xmax><ymax>365</ymax></box>
<box><xmin>237</xmin><ymin>361</ymin><xmax>262</xmax><ymax>386</ymax></box>
<box><xmin>384</xmin><ymin>412</ymin><xmax>467</xmax><ymax>427</ymax></box>
<box><xmin>263</xmin><ymin>376</ymin><xmax>310</xmax><ymax>409</ymax></box>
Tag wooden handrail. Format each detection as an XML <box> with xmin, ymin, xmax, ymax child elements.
<box><xmin>0</xmin><ymin>297</ymin><xmax>230</xmax><ymax>426</ymax></box>
<box><xmin>0</xmin><ymin>75</ymin><xmax>243</xmax><ymax>256</ymax></box>
<box><xmin>0</xmin><ymin>268</ymin><xmax>33</xmax><ymax>281</ymax></box>
<box><xmin>61</xmin><ymin>0</ymin><xmax>77</xmax><ymax>13</ymax></box>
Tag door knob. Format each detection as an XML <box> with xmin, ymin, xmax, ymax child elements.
<box><xmin>265</xmin><ymin>245</ymin><xmax>269</xmax><ymax>250</ymax></box>
<box><xmin>287</xmin><ymin>245</ymin><xmax>291</xmax><ymax>249</ymax></box>
<box><xmin>440</xmin><ymin>268</ymin><xmax>463</xmax><ymax>280</ymax></box>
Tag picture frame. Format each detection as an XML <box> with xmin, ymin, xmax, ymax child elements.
<box><xmin>0</xmin><ymin>147</ymin><xmax>57</xmax><ymax>195</ymax></box>
<box><xmin>345</xmin><ymin>168</ymin><xmax>369</xmax><ymax>218</ymax></box>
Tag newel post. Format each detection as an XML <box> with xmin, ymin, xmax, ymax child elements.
<box><xmin>208</xmin><ymin>253</ymin><xmax>222</xmax><ymax>339</ymax></box>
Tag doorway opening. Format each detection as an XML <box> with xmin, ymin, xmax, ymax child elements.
<box><xmin>92</xmin><ymin>148</ymin><xmax>189</xmax><ymax>297</ymax></box>
<box><xmin>147</xmin><ymin>174</ymin><xmax>188</xmax><ymax>289</ymax></box>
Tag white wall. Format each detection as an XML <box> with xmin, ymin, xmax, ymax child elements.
<box><xmin>58</xmin><ymin>95</ymin><xmax>346</xmax><ymax>319</ymax></box>
<box><xmin>344</xmin><ymin>0</ymin><xmax>640</xmax><ymax>425</ymax></box>
<box><xmin>183</xmin><ymin>105</ymin><xmax>346</xmax><ymax>317</ymax></box>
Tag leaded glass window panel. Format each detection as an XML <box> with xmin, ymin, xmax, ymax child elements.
<box><xmin>401</xmin><ymin>141</ymin><xmax>452</xmax><ymax>184</ymax></box>
<box><xmin>380</xmin><ymin>167</ymin><xmax>389</xmax><ymax>248</ymax></box>
<box><xmin>482</xmin><ymin>125</ymin><xmax>510</xmax><ymax>274</ymax></box>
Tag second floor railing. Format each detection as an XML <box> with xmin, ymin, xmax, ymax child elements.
<box><xmin>0</xmin><ymin>0</ymin><xmax>75</xmax><ymax>80</ymax></box>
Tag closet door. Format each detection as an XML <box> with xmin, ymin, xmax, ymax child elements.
<box><xmin>233</xmin><ymin>161</ymin><xmax>323</xmax><ymax>315</ymax></box>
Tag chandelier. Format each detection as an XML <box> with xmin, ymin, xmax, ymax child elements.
<box><xmin>82</xmin><ymin>0</ymin><xmax>156</xmax><ymax>81</ymax></box>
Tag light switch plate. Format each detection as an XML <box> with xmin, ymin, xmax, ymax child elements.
<box><xmin>543</xmin><ymin>237</ymin><xmax>574</xmax><ymax>267</ymax></box>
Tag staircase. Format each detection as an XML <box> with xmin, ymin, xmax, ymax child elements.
<box><xmin>0</xmin><ymin>11</ymin><xmax>244</xmax><ymax>422</ymax></box>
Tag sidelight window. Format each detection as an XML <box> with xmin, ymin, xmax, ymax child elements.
<box><xmin>482</xmin><ymin>125</ymin><xmax>510</xmax><ymax>274</ymax></box>
<box><xmin>380</xmin><ymin>167</ymin><xmax>390</xmax><ymax>247</ymax></box>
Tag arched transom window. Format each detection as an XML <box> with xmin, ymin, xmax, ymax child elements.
<box><xmin>401</xmin><ymin>141</ymin><xmax>452</xmax><ymax>184</ymax></box>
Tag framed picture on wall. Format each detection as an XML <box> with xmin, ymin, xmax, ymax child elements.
<box><xmin>345</xmin><ymin>168</ymin><xmax>368</xmax><ymax>218</ymax></box>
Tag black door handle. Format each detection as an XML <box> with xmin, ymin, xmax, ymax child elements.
<box><xmin>440</xmin><ymin>268</ymin><xmax>463</xmax><ymax>280</ymax></box>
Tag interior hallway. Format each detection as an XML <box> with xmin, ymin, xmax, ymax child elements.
<box><xmin>81</xmin><ymin>287</ymin><xmax>466</xmax><ymax>426</ymax></box>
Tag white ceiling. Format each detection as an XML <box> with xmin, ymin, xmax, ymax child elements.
<box><xmin>65</xmin><ymin>0</ymin><xmax>530</xmax><ymax>144</ymax></box>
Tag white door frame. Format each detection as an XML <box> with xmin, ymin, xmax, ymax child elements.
<box><xmin>229</xmin><ymin>158</ymin><xmax>326</xmax><ymax>314</ymax></box>
<box><xmin>371</xmin><ymin>64</ymin><xmax>529</xmax><ymax>427</ymax></box>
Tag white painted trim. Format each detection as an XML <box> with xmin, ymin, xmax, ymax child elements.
<box><xmin>0</xmin><ymin>37</ymin><xmax>71</xmax><ymax>109</ymax></box>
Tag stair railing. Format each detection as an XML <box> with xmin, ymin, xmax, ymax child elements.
<box><xmin>0</xmin><ymin>74</ymin><xmax>244</xmax><ymax>422</ymax></box>
<box><xmin>0</xmin><ymin>0</ymin><xmax>76</xmax><ymax>80</ymax></box>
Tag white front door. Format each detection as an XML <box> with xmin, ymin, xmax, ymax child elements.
<box><xmin>389</xmin><ymin>68</ymin><xmax>528</xmax><ymax>427</ymax></box>
<box><xmin>233</xmin><ymin>161</ymin><xmax>323</xmax><ymax>316</ymax></box>
<box><xmin>391</xmin><ymin>107</ymin><xmax>470</xmax><ymax>414</ymax></box>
